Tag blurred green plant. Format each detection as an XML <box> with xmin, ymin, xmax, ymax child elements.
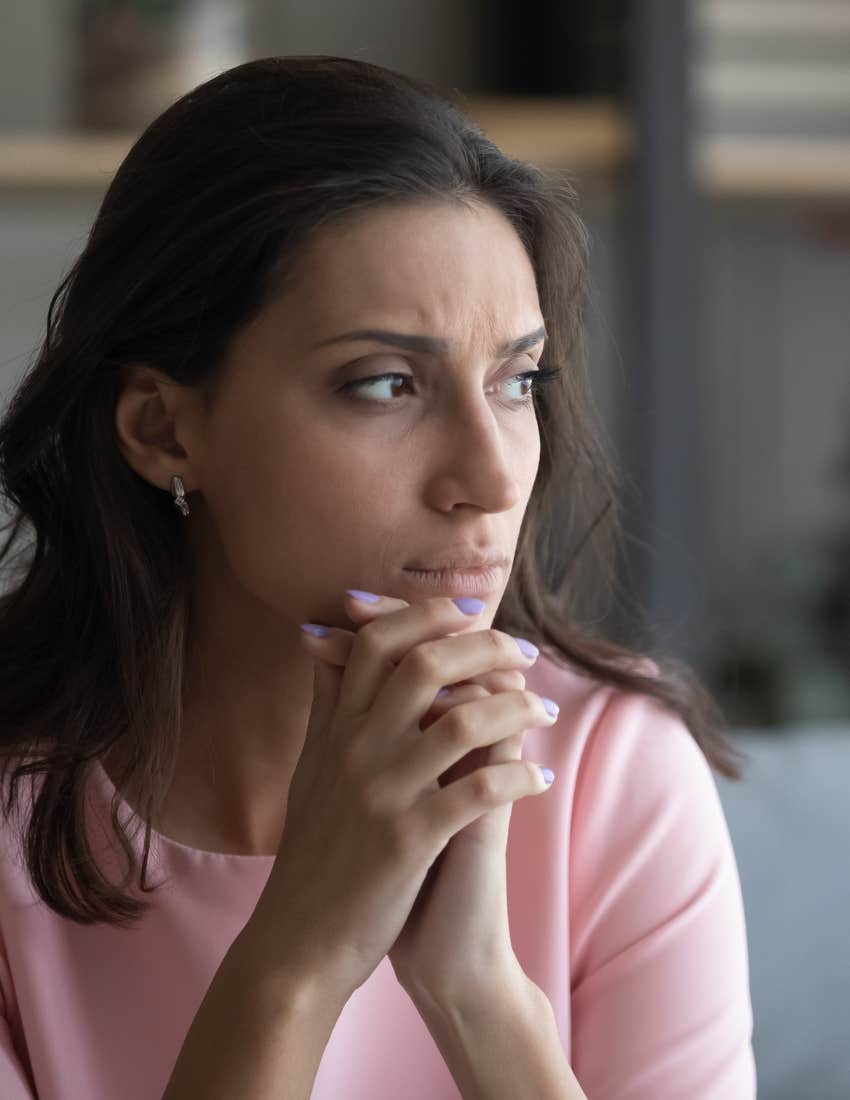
<box><xmin>709</xmin><ymin>412</ymin><xmax>850</xmax><ymax>729</ymax></box>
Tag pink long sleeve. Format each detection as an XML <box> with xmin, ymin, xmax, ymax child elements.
<box><xmin>1</xmin><ymin>651</ymin><xmax>756</xmax><ymax>1098</ymax></box>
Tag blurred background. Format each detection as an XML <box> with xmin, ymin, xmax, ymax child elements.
<box><xmin>0</xmin><ymin>1</ymin><xmax>848</xmax><ymax>1096</ymax></box>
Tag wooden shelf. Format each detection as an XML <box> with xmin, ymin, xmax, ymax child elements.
<box><xmin>462</xmin><ymin>97</ymin><xmax>633</xmax><ymax>176</ymax></box>
<box><xmin>0</xmin><ymin>132</ymin><xmax>134</xmax><ymax>190</ymax></box>
<box><xmin>0</xmin><ymin>99</ymin><xmax>629</xmax><ymax>192</ymax></box>
<box><xmin>1</xmin><ymin>100</ymin><xmax>849</xmax><ymax>199</ymax></box>
<box><xmin>0</xmin><ymin>99</ymin><xmax>628</xmax><ymax>191</ymax></box>
<box><xmin>696</xmin><ymin>137</ymin><xmax>850</xmax><ymax>200</ymax></box>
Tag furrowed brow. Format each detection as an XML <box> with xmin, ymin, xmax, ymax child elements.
<box><xmin>313</xmin><ymin>325</ymin><xmax>547</xmax><ymax>358</ymax></box>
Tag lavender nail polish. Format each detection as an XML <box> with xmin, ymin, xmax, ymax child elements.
<box><xmin>514</xmin><ymin>637</ymin><xmax>540</xmax><ymax>659</ymax></box>
<box><xmin>347</xmin><ymin>589</ymin><xmax>380</xmax><ymax>603</ymax></box>
<box><xmin>453</xmin><ymin>597</ymin><xmax>486</xmax><ymax>615</ymax></box>
<box><xmin>300</xmin><ymin>623</ymin><xmax>331</xmax><ymax>637</ymax></box>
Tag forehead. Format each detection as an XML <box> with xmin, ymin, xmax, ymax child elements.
<box><xmin>271</xmin><ymin>201</ymin><xmax>543</xmax><ymax>353</ymax></box>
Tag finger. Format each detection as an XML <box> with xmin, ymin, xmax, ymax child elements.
<box><xmin>338</xmin><ymin>593</ymin><xmax>531</xmax><ymax>707</ymax></box>
<box><xmin>298</xmin><ymin>592</ymin><xmax>430</xmax><ymax>670</ymax></box>
<box><xmin>302</xmin><ymin>593</ymin><xmax>537</xmax><ymax>744</ymax></box>
<box><xmin>387</xmin><ymin>689</ymin><xmax>557</xmax><ymax>805</ymax></box>
<box><xmin>419</xmin><ymin>683</ymin><xmax>489</xmax><ymax>736</ymax></box>
<box><xmin>299</xmin><ymin>622</ymin><xmax>356</xmax><ymax>669</ymax></box>
<box><xmin>299</xmin><ymin>647</ymin><xmax>346</xmax><ymax>766</ymax></box>
<box><xmin>298</xmin><ymin>622</ymin><xmax>523</xmax><ymax>746</ymax></box>
<box><xmin>425</xmin><ymin>676</ymin><xmax>525</xmax><ymax>714</ymax></box>
<box><xmin>423</xmin><ymin>759</ymin><xmax>555</xmax><ymax>847</ymax></box>
<box><xmin>464</xmin><ymin>668</ymin><xmax>526</xmax><ymax>695</ymax></box>
<box><xmin>422</xmin><ymin>685</ymin><xmax>527</xmax><ymax>786</ymax></box>
<box><xmin>342</xmin><ymin>589</ymin><xmax>488</xmax><ymax>658</ymax></box>
<box><xmin>301</xmin><ymin>619</ymin><xmax>524</xmax><ymax>697</ymax></box>
<box><xmin>303</xmin><ymin>596</ymin><xmax>498</xmax><ymax>720</ymax></box>
<box><xmin>358</xmin><ymin>615</ymin><xmax>536</xmax><ymax>739</ymax></box>
<box><xmin>342</xmin><ymin>590</ymin><xmax>411</xmax><ymax>624</ymax></box>
<box><xmin>423</xmin><ymin>684</ymin><xmax>528</xmax><ymax>770</ymax></box>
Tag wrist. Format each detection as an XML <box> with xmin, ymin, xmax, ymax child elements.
<box><xmin>404</xmin><ymin>951</ymin><xmax>541</xmax><ymax>1022</ymax></box>
<box><xmin>408</xmin><ymin>961</ymin><xmax>569</xmax><ymax>1100</ymax></box>
<box><xmin>236</xmin><ymin>908</ymin><xmax>355</xmax><ymax>1020</ymax></box>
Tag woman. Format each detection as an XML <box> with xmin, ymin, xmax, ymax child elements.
<box><xmin>0</xmin><ymin>56</ymin><xmax>755</xmax><ymax>1099</ymax></box>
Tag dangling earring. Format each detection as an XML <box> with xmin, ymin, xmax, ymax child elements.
<box><xmin>171</xmin><ymin>475</ymin><xmax>190</xmax><ymax>517</ymax></box>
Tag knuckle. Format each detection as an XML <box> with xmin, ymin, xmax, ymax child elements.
<box><xmin>522</xmin><ymin>689</ymin><xmax>542</xmax><ymax>713</ymax></box>
<box><xmin>355</xmin><ymin>620</ymin><xmax>386</xmax><ymax>661</ymax></box>
<box><xmin>418</xmin><ymin>600</ymin><xmax>449</xmax><ymax>631</ymax></box>
<box><xmin>441</xmin><ymin>706</ymin><xmax>477</xmax><ymax>748</ymax></box>
<box><xmin>470</xmin><ymin>768</ymin><xmax>500</xmax><ymax>804</ymax></box>
<box><xmin>526</xmin><ymin>760</ymin><xmax>543</xmax><ymax>784</ymax></box>
<box><xmin>351</xmin><ymin>768</ymin><xmax>425</xmax><ymax>847</ymax></box>
<box><xmin>475</xmin><ymin>670</ymin><xmax>514</xmax><ymax>694</ymax></box>
<box><xmin>407</xmin><ymin>641</ymin><xmax>442</xmax><ymax>681</ymax></box>
<box><xmin>385</xmin><ymin>810</ymin><xmax>422</xmax><ymax>859</ymax></box>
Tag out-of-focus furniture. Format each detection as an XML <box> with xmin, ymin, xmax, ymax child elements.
<box><xmin>716</xmin><ymin>724</ymin><xmax>850</xmax><ymax>1100</ymax></box>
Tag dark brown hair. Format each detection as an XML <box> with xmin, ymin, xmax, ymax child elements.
<box><xmin>0</xmin><ymin>56</ymin><xmax>748</xmax><ymax>927</ymax></box>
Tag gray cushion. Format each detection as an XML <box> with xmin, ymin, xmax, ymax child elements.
<box><xmin>715</xmin><ymin>725</ymin><xmax>850</xmax><ymax>1100</ymax></box>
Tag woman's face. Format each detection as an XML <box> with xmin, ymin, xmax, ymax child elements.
<box><xmin>187</xmin><ymin>200</ymin><xmax>546</xmax><ymax>636</ymax></box>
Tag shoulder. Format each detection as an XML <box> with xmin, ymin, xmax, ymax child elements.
<box><xmin>525</xmin><ymin>646</ymin><xmax>678</xmax><ymax>776</ymax></box>
<box><xmin>526</xmin><ymin>646</ymin><xmax>726</xmax><ymax>886</ymax></box>
<box><xmin>531</xmin><ymin>650</ymin><xmax>739</xmax><ymax>975</ymax></box>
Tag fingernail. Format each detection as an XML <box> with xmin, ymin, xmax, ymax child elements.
<box><xmin>540</xmin><ymin>767</ymin><xmax>555</xmax><ymax>785</ymax></box>
<box><xmin>513</xmin><ymin>637</ymin><xmax>540</xmax><ymax>659</ymax></box>
<box><xmin>347</xmin><ymin>589</ymin><xmax>380</xmax><ymax>603</ymax></box>
<box><xmin>542</xmin><ymin>697</ymin><xmax>560</xmax><ymax>717</ymax></box>
<box><xmin>436</xmin><ymin>687</ymin><xmax>450</xmax><ymax>698</ymax></box>
<box><xmin>453</xmin><ymin>597</ymin><xmax>486</xmax><ymax>615</ymax></box>
<box><xmin>300</xmin><ymin>623</ymin><xmax>331</xmax><ymax>637</ymax></box>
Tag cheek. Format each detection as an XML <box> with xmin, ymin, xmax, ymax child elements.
<box><xmin>200</xmin><ymin>413</ymin><xmax>395</xmax><ymax>606</ymax></box>
<box><xmin>509</xmin><ymin>422</ymin><xmax>541</xmax><ymax>488</ymax></box>
<box><xmin>528</xmin><ymin>432</ymin><xmax>542</xmax><ymax>480</ymax></box>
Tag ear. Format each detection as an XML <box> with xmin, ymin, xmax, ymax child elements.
<box><xmin>114</xmin><ymin>362</ymin><xmax>204</xmax><ymax>494</ymax></box>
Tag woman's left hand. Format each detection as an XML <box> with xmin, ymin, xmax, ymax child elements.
<box><xmin>303</xmin><ymin>589</ymin><xmax>547</xmax><ymax>1010</ymax></box>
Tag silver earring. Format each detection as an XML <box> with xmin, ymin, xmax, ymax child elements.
<box><xmin>171</xmin><ymin>475</ymin><xmax>190</xmax><ymax>517</ymax></box>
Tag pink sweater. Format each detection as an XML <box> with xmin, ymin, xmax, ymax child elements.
<box><xmin>1</xmin><ymin>652</ymin><xmax>756</xmax><ymax>1098</ymax></box>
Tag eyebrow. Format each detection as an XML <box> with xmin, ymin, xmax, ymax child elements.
<box><xmin>313</xmin><ymin>324</ymin><xmax>548</xmax><ymax>358</ymax></box>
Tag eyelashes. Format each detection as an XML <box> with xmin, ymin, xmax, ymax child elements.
<box><xmin>341</xmin><ymin>365</ymin><xmax>563</xmax><ymax>407</ymax></box>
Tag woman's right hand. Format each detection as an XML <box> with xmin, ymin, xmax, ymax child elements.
<box><xmin>248</xmin><ymin>595</ymin><xmax>556</xmax><ymax>1004</ymax></box>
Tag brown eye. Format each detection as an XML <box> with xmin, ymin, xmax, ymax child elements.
<box><xmin>341</xmin><ymin>365</ymin><xmax>562</xmax><ymax>406</ymax></box>
<box><xmin>342</xmin><ymin>372</ymin><xmax>414</xmax><ymax>401</ymax></box>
